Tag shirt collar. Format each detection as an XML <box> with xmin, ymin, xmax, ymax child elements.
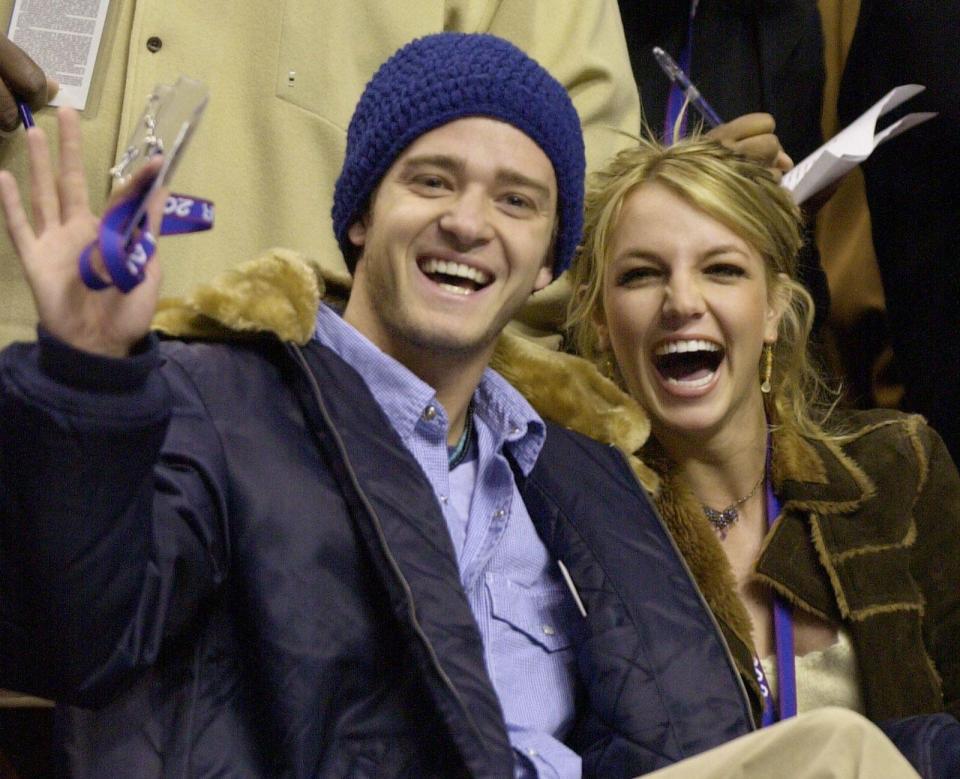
<box><xmin>313</xmin><ymin>303</ymin><xmax>437</xmax><ymax>444</ymax></box>
<box><xmin>313</xmin><ymin>303</ymin><xmax>545</xmax><ymax>470</ymax></box>
<box><xmin>473</xmin><ymin>368</ymin><xmax>545</xmax><ymax>477</ymax></box>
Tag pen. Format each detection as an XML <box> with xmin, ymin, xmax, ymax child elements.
<box><xmin>652</xmin><ymin>46</ymin><xmax>723</xmax><ymax>129</ymax></box>
<box><xmin>17</xmin><ymin>100</ymin><xmax>34</xmax><ymax>129</ymax></box>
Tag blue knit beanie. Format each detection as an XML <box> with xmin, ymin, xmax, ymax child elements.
<box><xmin>332</xmin><ymin>32</ymin><xmax>585</xmax><ymax>278</ymax></box>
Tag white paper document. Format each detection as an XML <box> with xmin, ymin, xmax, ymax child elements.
<box><xmin>7</xmin><ymin>0</ymin><xmax>111</xmax><ymax>111</ymax></box>
<box><xmin>782</xmin><ymin>84</ymin><xmax>937</xmax><ymax>205</ymax></box>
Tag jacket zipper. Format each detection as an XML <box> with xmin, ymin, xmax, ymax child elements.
<box><xmin>614</xmin><ymin>447</ymin><xmax>759</xmax><ymax>730</ymax></box>
<box><xmin>287</xmin><ymin>344</ymin><xmax>494</xmax><ymax>757</ymax></box>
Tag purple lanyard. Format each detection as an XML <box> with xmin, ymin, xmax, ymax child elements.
<box><xmin>79</xmin><ymin>191</ymin><xmax>214</xmax><ymax>293</ymax></box>
<box><xmin>663</xmin><ymin>0</ymin><xmax>700</xmax><ymax>141</ymax></box>
<box><xmin>754</xmin><ymin>438</ymin><xmax>797</xmax><ymax>726</ymax></box>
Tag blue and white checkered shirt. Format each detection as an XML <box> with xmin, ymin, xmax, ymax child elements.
<box><xmin>315</xmin><ymin>304</ymin><xmax>582</xmax><ymax>778</ymax></box>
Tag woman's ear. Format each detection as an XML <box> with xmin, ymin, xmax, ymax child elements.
<box><xmin>764</xmin><ymin>272</ymin><xmax>790</xmax><ymax>343</ymax></box>
<box><xmin>592</xmin><ymin>306</ymin><xmax>610</xmax><ymax>352</ymax></box>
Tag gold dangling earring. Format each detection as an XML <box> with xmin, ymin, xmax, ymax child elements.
<box><xmin>760</xmin><ymin>343</ymin><xmax>773</xmax><ymax>394</ymax></box>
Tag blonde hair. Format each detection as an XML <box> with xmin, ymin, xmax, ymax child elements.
<box><xmin>566</xmin><ymin>136</ymin><xmax>837</xmax><ymax>438</ymax></box>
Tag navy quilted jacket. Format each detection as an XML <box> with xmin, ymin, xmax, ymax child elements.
<box><xmin>0</xmin><ymin>331</ymin><xmax>754</xmax><ymax>777</ymax></box>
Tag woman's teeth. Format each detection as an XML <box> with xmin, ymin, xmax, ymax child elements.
<box><xmin>666</xmin><ymin>372</ymin><xmax>715</xmax><ymax>388</ymax></box>
<box><xmin>653</xmin><ymin>339</ymin><xmax>724</xmax><ymax>384</ymax></box>
<box><xmin>654</xmin><ymin>339</ymin><xmax>720</xmax><ymax>356</ymax></box>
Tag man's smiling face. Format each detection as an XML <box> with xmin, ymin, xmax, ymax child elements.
<box><xmin>343</xmin><ymin>117</ymin><xmax>556</xmax><ymax>372</ymax></box>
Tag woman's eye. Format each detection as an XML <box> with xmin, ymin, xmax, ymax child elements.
<box><xmin>617</xmin><ymin>267</ymin><xmax>659</xmax><ymax>285</ymax></box>
<box><xmin>706</xmin><ymin>263</ymin><xmax>746</xmax><ymax>278</ymax></box>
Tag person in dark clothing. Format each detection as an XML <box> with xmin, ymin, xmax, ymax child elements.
<box><xmin>838</xmin><ymin>0</ymin><xmax>960</xmax><ymax>464</ymax></box>
<box><xmin>619</xmin><ymin>0</ymin><xmax>823</xmax><ymax>162</ymax></box>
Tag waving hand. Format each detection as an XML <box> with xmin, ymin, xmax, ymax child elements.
<box><xmin>0</xmin><ymin>108</ymin><xmax>166</xmax><ymax>357</ymax></box>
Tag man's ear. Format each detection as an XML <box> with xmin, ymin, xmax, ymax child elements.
<box><xmin>347</xmin><ymin>216</ymin><xmax>369</xmax><ymax>249</ymax></box>
<box><xmin>532</xmin><ymin>265</ymin><xmax>553</xmax><ymax>293</ymax></box>
<box><xmin>532</xmin><ymin>224</ymin><xmax>560</xmax><ymax>293</ymax></box>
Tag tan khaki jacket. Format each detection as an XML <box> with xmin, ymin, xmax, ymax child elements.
<box><xmin>0</xmin><ymin>0</ymin><xmax>640</xmax><ymax>345</ymax></box>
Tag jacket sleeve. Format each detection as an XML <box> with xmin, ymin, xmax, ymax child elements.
<box><xmin>480</xmin><ymin>0</ymin><xmax>641</xmax><ymax>173</ymax></box>
<box><xmin>0</xmin><ymin>332</ymin><xmax>229</xmax><ymax>706</ymax></box>
<box><xmin>909</xmin><ymin>420</ymin><xmax>960</xmax><ymax>719</ymax></box>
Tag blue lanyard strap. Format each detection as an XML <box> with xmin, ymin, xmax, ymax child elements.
<box><xmin>79</xmin><ymin>191</ymin><xmax>214</xmax><ymax>292</ymax></box>
<box><xmin>757</xmin><ymin>436</ymin><xmax>797</xmax><ymax>726</ymax></box>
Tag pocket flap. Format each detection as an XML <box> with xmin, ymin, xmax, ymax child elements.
<box><xmin>486</xmin><ymin>575</ymin><xmax>578</xmax><ymax>653</ymax></box>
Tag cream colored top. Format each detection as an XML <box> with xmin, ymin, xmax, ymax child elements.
<box><xmin>760</xmin><ymin>629</ymin><xmax>865</xmax><ymax>714</ymax></box>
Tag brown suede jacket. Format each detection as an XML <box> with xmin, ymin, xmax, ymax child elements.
<box><xmin>643</xmin><ymin>413</ymin><xmax>960</xmax><ymax>725</ymax></box>
<box><xmin>155</xmin><ymin>251</ymin><xmax>960</xmax><ymax>728</ymax></box>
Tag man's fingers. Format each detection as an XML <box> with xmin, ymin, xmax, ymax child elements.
<box><xmin>707</xmin><ymin>112</ymin><xmax>777</xmax><ymax>144</ymax></box>
<box><xmin>704</xmin><ymin>112</ymin><xmax>793</xmax><ymax>176</ymax></box>
<box><xmin>0</xmin><ymin>79</ymin><xmax>19</xmax><ymax>132</ymax></box>
<box><xmin>0</xmin><ymin>34</ymin><xmax>50</xmax><ymax>110</ymax></box>
<box><xmin>0</xmin><ymin>170</ymin><xmax>35</xmax><ymax>258</ymax></box>
<box><xmin>57</xmin><ymin>108</ymin><xmax>90</xmax><ymax>219</ymax></box>
<box><xmin>25</xmin><ymin>126</ymin><xmax>60</xmax><ymax>231</ymax></box>
<box><xmin>729</xmin><ymin>133</ymin><xmax>782</xmax><ymax>168</ymax></box>
<box><xmin>774</xmin><ymin>149</ymin><xmax>793</xmax><ymax>173</ymax></box>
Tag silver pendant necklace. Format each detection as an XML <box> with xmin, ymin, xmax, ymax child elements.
<box><xmin>701</xmin><ymin>472</ymin><xmax>765</xmax><ymax>539</ymax></box>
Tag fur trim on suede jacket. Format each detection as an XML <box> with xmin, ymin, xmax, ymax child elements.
<box><xmin>154</xmin><ymin>250</ymin><xmax>960</xmax><ymax>729</ymax></box>
<box><xmin>643</xmin><ymin>413</ymin><xmax>960</xmax><ymax>725</ymax></box>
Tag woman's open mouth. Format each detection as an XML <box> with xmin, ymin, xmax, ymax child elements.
<box><xmin>653</xmin><ymin>339</ymin><xmax>724</xmax><ymax>389</ymax></box>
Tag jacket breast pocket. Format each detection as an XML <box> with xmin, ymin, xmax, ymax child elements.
<box><xmin>486</xmin><ymin>574</ymin><xmax>582</xmax><ymax>653</ymax></box>
<box><xmin>275</xmin><ymin>1</ymin><xmax>441</xmax><ymax>129</ymax></box>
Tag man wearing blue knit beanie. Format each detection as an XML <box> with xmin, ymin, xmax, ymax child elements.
<box><xmin>0</xmin><ymin>32</ymin><xmax>918</xmax><ymax>779</ymax></box>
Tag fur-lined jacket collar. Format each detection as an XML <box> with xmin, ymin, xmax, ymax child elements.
<box><xmin>152</xmin><ymin>250</ymin><xmax>659</xmax><ymax>491</ymax></box>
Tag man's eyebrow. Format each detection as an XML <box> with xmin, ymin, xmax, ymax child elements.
<box><xmin>398</xmin><ymin>155</ymin><xmax>463</xmax><ymax>176</ymax></box>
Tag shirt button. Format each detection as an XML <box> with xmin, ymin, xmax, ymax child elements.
<box><xmin>527</xmin><ymin>747</ymin><xmax>538</xmax><ymax>757</ymax></box>
<box><xmin>493</xmin><ymin>509</ymin><xmax>505</xmax><ymax>518</ymax></box>
<box><xmin>510</xmin><ymin>425</ymin><xmax>521</xmax><ymax>436</ymax></box>
<box><xmin>439</xmin><ymin>495</ymin><xmax>448</xmax><ymax>504</ymax></box>
<box><xmin>146</xmin><ymin>36</ymin><xmax>163</xmax><ymax>53</ymax></box>
<box><xmin>422</xmin><ymin>405</ymin><xmax>437</xmax><ymax>421</ymax></box>
<box><xmin>542</xmin><ymin>624</ymin><xmax>555</xmax><ymax>636</ymax></box>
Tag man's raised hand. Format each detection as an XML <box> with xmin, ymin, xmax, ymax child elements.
<box><xmin>0</xmin><ymin>108</ymin><xmax>166</xmax><ymax>357</ymax></box>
